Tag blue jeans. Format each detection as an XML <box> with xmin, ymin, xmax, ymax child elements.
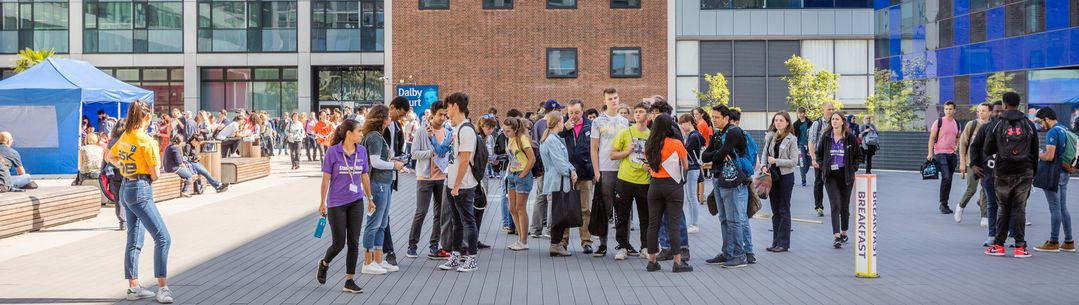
<box><xmin>447</xmin><ymin>186</ymin><xmax>479</xmax><ymax>255</ymax></box>
<box><xmin>500</xmin><ymin>175</ymin><xmax>515</xmax><ymax>228</ymax></box>
<box><xmin>684</xmin><ymin>170</ymin><xmax>701</xmax><ymax>226</ymax></box>
<box><xmin>716</xmin><ymin>182</ymin><xmax>751</xmax><ymax>258</ymax></box>
<box><xmin>175</xmin><ymin>162</ymin><xmax>222</xmax><ymax>192</ymax></box>
<box><xmin>363</xmin><ymin>181</ymin><xmax>393</xmax><ymax>250</ymax></box>
<box><xmin>798</xmin><ymin>144</ymin><xmax>811</xmax><ymax>184</ymax></box>
<box><xmin>659</xmin><ymin>209</ymin><xmax>690</xmax><ymax>249</ymax></box>
<box><xmin>11</xmin><ymin>174</ymin><xmax>32</xmax><ymax>189</ymax></box>
<box><xmin>121</xmin><ymin>179</ymin><xmax>171</xmax><ymax>279</ymax></box>
<box><xmin>1043</xmin><ymin>171</ymin><xmax>1073</xmax><ymax>242</ymax></box>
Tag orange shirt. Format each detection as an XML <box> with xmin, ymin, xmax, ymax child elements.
<box><xmin>697</xmin><ymin>119</ymin><xmax>713</xmax><ymax>146</ymax></box>
<box><xmin>314</xmin><ymin>121</ymin><xmax>334</xmax><ymax>146</ymax></box>
<box><xmin>650</xmin><ymin>138</ymin><xmax>687</xmax><ymax>178</ymax></box>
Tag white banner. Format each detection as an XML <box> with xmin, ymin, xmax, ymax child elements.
<box><xmin>0</xmin><ymin>105</ymin><xmax>59</xmax><ymax>148</ymax></box>
<box><xmin>855</xmin><ymin>174</ymin><xmax>879</xmax><ymax>278</ymax></box>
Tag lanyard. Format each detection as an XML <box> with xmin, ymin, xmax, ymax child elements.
<box><xmin>343</xmin><ymin>144</ymin><xmax>360</xmax><ymax>183</ymax></box>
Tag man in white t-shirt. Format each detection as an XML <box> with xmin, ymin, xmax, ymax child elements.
<box><xmin>589</xmin><ymin>87</ymin><xmax>630</xmax><ymax>257</ymax></box>
<box><xmin>439</xmin><ymin>92</ymin><xmax>480</xmax><ymax>273</ymax></box>
<box><xmin>215</xmin><ymin>117</ymin><xmax>242</xmax><ymax>157</ymax></box>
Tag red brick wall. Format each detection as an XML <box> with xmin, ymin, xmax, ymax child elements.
<box><xmin>392</xmin><ymin>1</ymin><xmax>668</xmax><ymax>115</ymax></box>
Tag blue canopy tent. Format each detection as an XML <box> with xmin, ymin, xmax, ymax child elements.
<box><xmin>0</xmin><ymin>58</ymin><xmax>154</xmax><ymax>174</ymax></box>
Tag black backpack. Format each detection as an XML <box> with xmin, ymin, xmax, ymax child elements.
<box><xmin>456</xmin><ymin>122</ymin><xmax>488</xmax><ymax>184</ymax></box>
<box><xmin>995</xmin><ymin>118</ymin><xmax>1034</xmax><ymax>164</ymax></box>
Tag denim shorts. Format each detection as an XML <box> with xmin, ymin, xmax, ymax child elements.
<box><xmin>506</xmin><ymin>171</ymin><xmax>534</xmax><ymax>193</ymax></box>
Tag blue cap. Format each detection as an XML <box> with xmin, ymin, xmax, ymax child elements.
<box><xmin>543</xmin><ymin>99</ymin><xmax>565</xmax><ymax>110</ymax></box>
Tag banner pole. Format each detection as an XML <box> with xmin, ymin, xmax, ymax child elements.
<box><xmin>855</xmin><ymin>173</ymin><xmax>879</xmax><ymax>278</ymax></box>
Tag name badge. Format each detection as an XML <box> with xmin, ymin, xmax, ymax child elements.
<box><xmin>831</xmin><ymin>164</ymin><xmax>839</xmax><ymax>170</ymax></box>
<box><xmin>349</xmin><ymin>184</ymin><xmax>359</xmax><ymax>193</ymax></box>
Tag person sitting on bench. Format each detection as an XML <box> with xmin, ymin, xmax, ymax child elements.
<box><xmin>0</xmin><ymin>131</ymin><xmax>38</xmax><ymax>190</ymax></box>
<box><xmin>164</xmin><ymin>134</ymin><xmax>229</xmax><ymax>196</ymax></box>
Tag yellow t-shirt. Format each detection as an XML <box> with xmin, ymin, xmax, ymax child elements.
<box><xmin>508</xmin><ymin>135</ymin><xmax>532</xmax><ymax>173</ymax></box>
<box><xmin>613</xmin><ymin>127</ymin><xmax>650</xmax><ymax>184</ymax></box>
<box><xmin>111</xmin><ymin>131</ymin><xmax>160</xmax><ymax>177</ymax></box>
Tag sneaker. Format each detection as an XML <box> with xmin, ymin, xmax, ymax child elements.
<box><xmin>456</xmin><ymin>255</ymin><xmax>478</xmax><ymax>272</ymax></box>
<box><xmin>833</xmin><ymin>237</ymin><xmax>843</xmax><ymax>249</ymax></box>
<box><xmin>983</xmin><ymin>237</ymin><xmax>995</xmax><ymax>247</ymax></box>
<box><xmin>1034</xmin><ymin>241</ymin><xmax>1061</xmax><ymax>253</ymax></box>
<box><xmin>507</xmin><ymin>241</ymin><xmax>521</xmax><ymax>250</ymax></box>
<box><xmin>155</xmin><ymin>287</ymin><xmax>174</xmax><ymax>304</ymax></box>
<box><xmin>582</xmin><ymin>244</ymin><xmax>594</xmax><ymax>255</ymax></box>
<box><xmin>316</xmin><ymin>260</ymin><xmax>328</xmax><ymax>285</ymax></box>
<box><xmin>593</xmin><ymin>245</ymin><xmax>607</xmax><ymax>257</ymax></box>
<box><xmin>705</xmin><ymin>254</ymin><xmax>730</xmax><ymax>265</ymax></box>
<box><xmin>541</xmin><ymin>233</ymin><xmax>551</xmax><ymax>239</ymax></box>
<box><xmin>215</xmin><ymin>183</ymin><xmax>230</xmax><ymax>193</ymax></box>
<box><xmin>688</xmin><ymin>225</ymin><xmax>700</xmax><ymax>234</ymax></box>
<box><xmin>645</xmin><ymin>261</ymin><xmax>661</xmax><ymax>272</ymax></box>
<box><xmin>529</xmin><ymin>232</ymin><xmax>542</xmax><ymax>238</ymax></box>
<box><xmin>681</xmin><ymin>248</ymin><xmax>691</xmax><ymax>262</ymax></box>
<box><xmin>1063</xmin><ymin>241</ymin><xmax>1077</xmax><ymax>252</ymax></box>
<box><xmin>549</xmin><ymin>245</ymin><xmax>563</xmax><ymax>257</ymax></box>
<box><xmin>940</xmin><ymin>203</ymin><xmax>954</xmax><ymax>214</ymax></box>
<box><xmin>362</xmin><ymin>263</ymin><xmax>387</xmax><ymax>275</ymax></box>
<box><xmin>509</xmin><ymin>241</ymin><xmax>529</xmax><ymax>251</ymax></box>
<box><xmin>628</xmin><ymin>247</ymin><xmax>641</xmax><ymax>257</ymax></box>
<box><xmin>840</xmin><ymin>235</ymin><xmax>849</xmax><ymax>243</ymax></box>
<box><xmin>478</xmin><ymin>242</ymin><xmax>492</xmax><ymax>249</ymax></box>
<box><xmin>406</xmin><ymin>246</ymin><xmax>419</xmax><ymax>258</ymax></box>
<box><xmin>816</xmin><ymin>208</ymin><xmax>824</xmax><ymax>217</ymax></box>
<box><xmin>342</xmin><ymin>279</ymin><xmax>363</xmax><ymax>294</ymax></box>
<box><xmin>614</xmin><ymin>248</ymin><xmax>628</xmax><ymax>260</ymax></box>
<box><xmin>746</xmin><ymin>253</ymin><xmax>757</xmax><ymax>264</ymax></box>
<box><xmin>954</xmin><ymin>205</ymin><xmax>964</xmax><ymax>223</ymax></box>
<box><xmin>721</xmin><ymin>256</ymin><xmax>748</xmax><ymax>269</ymax></box>
<box><xmin>500</xmin><ymin>226</ymin><xmax>512</xmax><ymax>233</ymax></box>
<box><xmin>655</xmin><ymin>249</ymin><xmax>674</xmax><ymax>261</ymax></box>
<box><xmin>508</xmin><ymin>228</ymin><xmax>517</xmax><ymax>235</ymax></box>
<box><xmin>428</xmin><ymin>249</ymin><xmax>450</xmax><ymax>260</ymax></box>
<box><xmin>380</xmin><ymin>261</ymin><xmax>400</xmax><ymax>272</ymax></box>
<box><xmin>672</xmin><ymin>262</ymin><xmax>694</xmax><ymax>273</ymax></box>
<box><xmin>126</xmin><ymin>286</ymin><xmax>156</xmax><ymax>301</ymax></box>
<box><xmin>984</xmin><ymin>244</ymin><xmax>1006</xmax><ymax>256</ymax></box>
<box><xmin>438</xmin><ymin>252</ymin><xmax>461</xmax><ymax>270</ymax></box>
<box><xmin>980</xmin><ymin>217</ymin><xmax>989</xmax><ymax>228</ymax></box>
<box><xmin>385</xmin><ymin>252</ymin><xmax>398</xmax><ymax>266</ymax></box>
<box><xmin>1014</xmin><ymin>247</ymin><xmax>1032</xmax><ymax>258</ymax></box>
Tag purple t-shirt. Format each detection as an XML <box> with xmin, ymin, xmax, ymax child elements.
<box><xmin>830</xmin><ymin>140</ymin><xmax>845</xmax><ymax>169</ymax></box>
<box><xmin>322</xmin><ymin>143</ymin><xmax>370</xmax><ymax>207</ymax></box>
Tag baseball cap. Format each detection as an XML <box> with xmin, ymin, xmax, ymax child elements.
<box><xmin>543</xmin><ymin>99</ymin><xmax>565</xmax><ymax>110</ymax></box>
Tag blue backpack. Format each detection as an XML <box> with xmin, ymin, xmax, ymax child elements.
<box><xmin>721</xmin><ymin>126</ymin><xmax>758</xmax><ymax>177</ymax></box>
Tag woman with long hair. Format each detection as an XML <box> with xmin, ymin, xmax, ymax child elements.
<box><xmin>105</xmin><ymin>100</ymin><xmax>174</xmax><ymax>303</ymax></box>
<box><xmin>315</xmin><ymin>119</ymin><xmax>372</xmax><ymax>294</ymax></box>
<box><xmin>643</xmin><ymin>114</ymin><xmax>692</xmax><ymax>272</ymax></box>
<box><xmin>691</xmin><ymin>107</ymin><xmax>714</xmax><ymax>146</ymax></box>
<box><xmin>503</xmin><ymin>117</ymin><xmax>536</xmax><ymax>251</ymax></box>
<box><xmin>860</xmin><ymin>115</ymin><xmax>879</xmax><ymax>174</ymax></box>
<box><xmin>760</xmin><ymin>112</ymin><xmax>799</xmax><ymax>252</ymax></box>
<box><xmin>814</xmin><ymin>111</ymin><xmax>863</xmax><ymax>249</ymax></box>
<box><xmin>286</xmin><ymin>112</ymin><xmax>306</xmax><ymax>170</ymax></box>
<box><xmin>538</xmin><ymin>111</ymin><xmax>577</xmax><ymax>256</ymax></box>
<box><xmin>360</xmin><ymin>105</ymin><xmax>405</xmax><ymax>274</ymax></box>
<box><xmin>677</xmin><ymin>114</ymin><xmax>704</xmax><ymax>233</ymax></box>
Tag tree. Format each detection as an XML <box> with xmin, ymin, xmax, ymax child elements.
<box><xmin>12</xmin><ymin>48</ymin><xmax>55</xmax><ymax>73</ymax></box>
<box><xmin>693</xmin><ymin>72</ymin><xmax>730</xmax><ymax>107</ymax></box>
<box><xmin>868</xmin><ymin>68</ymin><xmax>917</xmax><ymax>131</ymax></box>
<box><xmin>782</xmin><ymin>55</ymin><xmax>841</xmax><ymax>119</ymax></box>
<box><xmin>984</xmin><ymin>72</ymin><xmax>1015</xmax><ymax>104</ymax></box>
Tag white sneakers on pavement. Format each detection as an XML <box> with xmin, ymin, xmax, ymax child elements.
<box><xmin>380</xmin><ymin>261</ymin><xmax>399</xmax><ymax>272</ymax></box>
<box><xmin>614</xmin><ymin>248</ymin><xmax>628</xmax><ymax>260</ymax></box>
<box><xmin>980</xmin><ymin>217</ymin><xmax>989</xmax><ymax>227</ymax></box>
<box><xmin>954</xmin><ymin>205</ymin><xmax>964</xmax><ymax>223</ymax></box>
<box><xmin>156</xmin><ymin>287</ymin><xmax>174</xmax><ymax>304</ymax></box>
<box><xmin>688</xmin><ymin>225</ymin><xmax>700</xmax><ymax>234</ymax></box>
<box><xmin>508</xmin><ymin>241</ymin><xmax>529</xmax><ymax>251</ymax></box>
<box><xmin>362</xmin><ymin>262</ymin><xmax>388</xmax><ymax>275</ymax></box>
<box><xmin>126</xmin><ymin>286</ymin><xmax>156</xmax><ymax>301</ymax></box>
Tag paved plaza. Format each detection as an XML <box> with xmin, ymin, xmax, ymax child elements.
<box><xmin>1</xmin><ymin>156</ymin><xmax>1078</xmax><ymax>305</ymax></box>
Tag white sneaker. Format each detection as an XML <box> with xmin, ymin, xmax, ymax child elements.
<box><xmin>362</xmin><ymin>263</ymin><xmax>388</xmax><ymax>275</ymax></box>
<box><xmin>639</xmin><ymin>248</ymin><xmax>649</xmax><ymax>260</ymax></box>
<box><xmin>155</xmin><ymin>287</ymin><xmax>174</xmax><ymax>304</ymax></box>
<box><xmin>456</xmin><ymin>255</ymin><xmax>478</xmax><ymax>272</ymax></box>
<box><xmin>688</xmin><ymin>225</ymin><xmax>700</xmax><ymax>234</ymax></box>
<box><xmin>614</xmin><ymin>248</ymin><xmax>628</xmax><ymax>260</ymax></box>
<box><xmin>507</xmin><ymin>241</ymin><xmax>520</xmax><ymax>250</ymax></box>
<box><xmin>980</xmin><ymin>217</ymin><xmax>989</xmax><ymax>227</ymax></box>
<box><xmin>509</xmin><ymin>241</ymin><xmax>529</xmax><ymax>251</ymax></box>
<box><xmin>1026</xmin><ymin>221</ymin><xmax>1032</xmax><ymax>226</ymax></box>
<box><xmin>954</xmin><ymin>206</ymin><xmax>964</xmax><ymax>223</ymax></box>
<box><xmin>126</xmin><ymin>286</ymin><xmax>156</xmax><ymax>300</ymax></box>
<box><xmin>380</xmin><ymin>261</ymin><xmax>400</xmax><ymax>272</ymax></box>
<box><xmin>438</xmin><ymin>252</ymin><xmax>462</xmax><ymax>270</ymax></box>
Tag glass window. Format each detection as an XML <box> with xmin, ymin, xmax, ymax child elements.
<box><xmin>1023</xmin><ymin>0</ymin><xmax>1044</xmax><ymax>34</ymax></box>
<box><xmin>201</xmin><ymin>67</ymin><xmax>298</xmax><ymax>116</ymax></box>
<box><xmin>1004</xmin><ymin>3</ymin><xmax>1025</xmax><ymax>37</ymax></box>
<box><xmin>547</xmin><ymin>0</ymin><xmax>576</xmax><ymax>9</ymax></box>
<box><xmin>970</xmin><ymin>11</ymin><xmax>986</xmax><ymax>43</ymax></box>
<box><xmin>611</xmin><ymin>48</ymin><xmax>641</xmax><ymax>78</ymax></box>
<box><xmin>611</xmin><ymin>0</ymin><xmax>640</xmax><ymax>8</ymax></box>
<box><xmin>0</xmin><ymin>0</ymin><xmax>67</xmax><ymax>54</ymax></box>
<box><xmin>84</xmin><ymin>0</ymin><xmax>183</xmax><ymax>53</ymax></box>
<box><xmin>939</xmin><ymin>17</ymin><xmax>953</xmax><ymax>48</ymax></box>
<box><xmin>484</xmin><ymin>0</ymin><xmax>512</xmax><ymax>9</ymax></box>
<box><xmin>419</xmin><ymin>0</ymin><xmax>448</xmax><ymax>9</ymax></box>
<box><xmin>701</xmin><ymin>0</ymin><xmax>729</xmax><ymax>8</ymax></box>
<box><xmin>313</xmin><ymin>0</ymin><xmax>380</xmax><ymax>52</ymax></box>
<box><xmin>199</xmin><ymin>0</ymin><xmax>297</xmax><ymax>52</ymax></box>
<box><xmin>547</xmin><ymin>48</ymin><xmax>577</xmax><ymax>78</ymax></box>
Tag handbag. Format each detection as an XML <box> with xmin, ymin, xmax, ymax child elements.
<box><xmin>754</xmin><ymin>167</ymin><xmax>772</xmax><ymax>200</ymax></box>
<box><xmin>473</xmin><ymin>183</ymin><xmax>488</xmax><ymax>210</ymax></box>
<box><xmin>707</xmin><ymin>190</ymin><xmax>719</xmax><ymax>216</ymax></box>
<box><xmin>1033</xmin><ymin>160</ymin><xmax>1061</xmax><ymax>192</ymax></box>
<box><xmin>550</xmin><ymin>179</ymin><xmax>583</xmax><ymax>228</ymax></box>
<box><xmin>921</xmin><ymin>160</ymin><xmax>940</xmax><ymax>180</ymax></box>
<box><xmin>717</xmin><ymin>160</ymin><xmax>748</xmax><ymax>188</ymax></box>
<box><xmin>588</xmin><ymin>184</ymin><xmax>608</xmax><ymax>234</ymax></box>
<box><xmin>747</xmin><ymin>181</ymin><xmax>762</xmax><ymax>218</ymax></box>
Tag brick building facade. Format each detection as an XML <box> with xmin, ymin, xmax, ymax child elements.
<box><xmin>392</xmin><ymin>1</ymin><xmax>668</xmax><ymax>115</ymax></box>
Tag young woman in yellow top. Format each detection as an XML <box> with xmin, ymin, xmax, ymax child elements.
<box><xmin>105</xmin><ymin>100</ymin><xmax>174</xmax><ymax>304</ymax></box>
<box><xmin>502</xmin><ymin>117</ymin><xmax>535</xmax><ymax>251</ymax></box>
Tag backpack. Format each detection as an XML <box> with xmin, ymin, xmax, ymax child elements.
<box><xmin>1053</xmin><ymin>126</ymin><xmax>1079</xmax><ymax>173</ymax></box>
<box><xmin>720</xmin><ymin>126</ymin><xmax>756</xmax><ymax>177</ymax></box>
<box><xmin>932</xmin><ymin>118</ymin><xmax>962</xmax><ymax>147</ymax></box>
<box><xmin>456</xmin><ymin>122</ymin><xmax>488</xmax><ymax>184</ymax></box>
<box><xmin>863</xmin><ymin>126</ymin><xmax>880</xmax><ymax>146</ymax></box>
<box><xmin>994</xmin><ymin>118</ymin><xmax>1034</xmax><ymax>164</ymax></box>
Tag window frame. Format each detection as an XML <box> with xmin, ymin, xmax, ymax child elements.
<box><xmin>83</xmin><ymin>0</ymin><xmax>184</xmax><ymax>54</ymax></box>
<box><xmin>610</xmin><ymin>0</ymin><xmax>641</xmax><ymax>9</ymax></box>
<box><xmin>547</xmin><ymin>0</ymin><xmax>577</xmax><ymax>9</ymax></box>
<box><xmin>418</xmin><ymin>0</ymin><xmax>449</xmax><ymax>10</ymax></box>
<box><xmin>609</xmin><ymin>47</ymin><xmax>642</xmax><ymax>78</ymax></box>
<box><xmin>483</xmin><ymin>0</ymin><xmax>513</xmax><ymax>9</ymax></box>
<box><xmin>546</xmin><ymin>47</ymin><xmax>578</xmax><ymax>79</ymax></box>
<box><xmin>311</xmin><ymin>0</ymin><xmax>382</xmax><ymax>53</ymax></box>
<box><xmin>196</xmin><ymin>0</ymin><xmax>299</xmax><ymax>53</ymax></box>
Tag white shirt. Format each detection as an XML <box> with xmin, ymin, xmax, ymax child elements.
<box><xmin>591</xmin><ymin>112</ymin><xmax>629</xmax><ymax>171</ymax></box>
<box><xmin>446</xmin><ymin>120</ymin><xmax>479</xmax><ymax>189</ymax></box>
<box><xmin>216</xmin><ymin>122</ymin><xmax>239</xmax><ymax>140</ymax></box>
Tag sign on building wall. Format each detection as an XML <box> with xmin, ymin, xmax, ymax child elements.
<box><xmin>395</xmin><ymin>85</ymin><xmax>439</xmax><ymax>119</ymax></box>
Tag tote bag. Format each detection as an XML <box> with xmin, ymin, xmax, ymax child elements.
<box><xmin>550</xmin><ymin>180</ymin><xmax>583</xmax><ymax>228</ymax></box>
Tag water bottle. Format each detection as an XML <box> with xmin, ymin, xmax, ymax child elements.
<box><xmin>314</xmin><ymin>217</ymin><xmax>327</xmax><ymax>238</ymax></box>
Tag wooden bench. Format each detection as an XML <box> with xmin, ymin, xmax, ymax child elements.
<box><xmin>221</xmin><ymin>157</ymin><xmax>270</xmax><ymax>184</ymax></box>
<box><xmin>152</xmin><ymin>174</ymin><xmax>184</xmax><ymax>203</ymax></box>
<box><xmin>0</xmin><ymin>186</ymin><xmax>101</xmax><ymax>238</ymax></box>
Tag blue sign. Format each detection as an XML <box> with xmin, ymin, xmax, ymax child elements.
<box><xmin>396</xmin><ymin>85</ymin><xmax>439</xmax><ymax>120</ymax></box>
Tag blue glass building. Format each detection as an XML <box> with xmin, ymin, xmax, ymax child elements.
<box><xmin>874</xmin><ymin>0</ymin><xmax>1079</xmax><ymax>112</ymax></box>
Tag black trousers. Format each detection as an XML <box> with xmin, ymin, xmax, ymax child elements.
<box><xmin>863</xmin><ymin>146</ymin><xmax>878</xmax><ymax>174</ymax></box>
<box><xmin>935</xmin><ymin>153</ymin><xmax>958</xmax><ymax>205</ymax></box>
<box><xmin>993</xmin><ymin>170</ymin><xmax>1032</xmax><ymax>248</ymax></box>
<box><xmin>409</xmin><ymin>180</ymin><xmax>444</xmax><ymax>249</ymax></box>
<box><xmin>824</xmin><ymin>170</ymin><xmax>853</xmax><ymax>235</ymax></box>
<box><xmin>220</xmin><ymin>138</ymin><xmax>240</xmax><ymax>158</ymax></box>
<box><xmin>324</xmin><ymin>199</ymin><xmax>363</xmax><ymax>274</ymax></box>
<box><xmin>813</xmin><ymin>168</ymin><xmax>825</xmax><ymax>210</ymax></box>
<box><xmin>615</xmin><ymin>180</ymin><xmax>649</xmax><ymax>250</ymax></box>
<box><xmin>447</xmin><ymin>187</ymin><xmax>479</xmax><ymax>255</ymax></box>
<box><xmin>769</xmin><ymin>169</ymin><xmax>794</xmax><ymax>248</ymax></box>
<box><xmin>287</xmin><ymin>141</ymin><xmax>300</xmax><ymax>167</ymax></box>
<box><xmin>646</xmin><ymin>178</ymin><xmax>683</xmax><ymax>255</ymax></box>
